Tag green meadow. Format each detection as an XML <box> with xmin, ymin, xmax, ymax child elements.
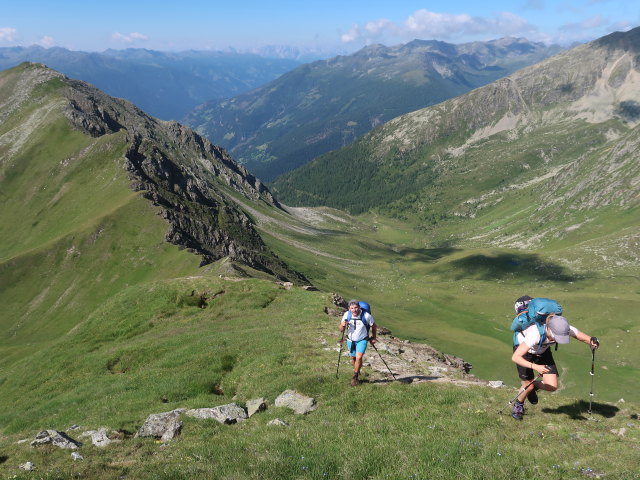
<box><xmin>1</xmin><ymin>62</ymin><xmax>638</xmax><ymax>478</ymax></box>
<box><xmin>1</xmin><ymin>277</ymin><xmax>638</xmax><ymax>479</ymax></box>
<box><xmin>255</xmin><ymin>206</ymin><xmax>640</xmax><ymax>405</ymax></box>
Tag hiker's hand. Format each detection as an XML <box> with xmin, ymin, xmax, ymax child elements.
<box><xmin>369</xmin><ymin>338</ymin><xmax>377</xmax><ymax>345</ymax></box>
<box><xmin>590</xmin><ymin>337</ymin><xmax>600</xmax><ymax>349</ymax></box>
<box><xmin>533</xmin><ymin>364</ymin><xmax>549</xmax><ymax>374</ymax></box>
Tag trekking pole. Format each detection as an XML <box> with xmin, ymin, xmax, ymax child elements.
<box><xmin>336</xmin><ymin>327</ymin><xmax>346</xmax><ymax>379</ymax></box>
<box><xmin>587</xmin><ymin>343</ymin><xmax>597</xmax><ymax>416</ymax></box>
<box><xmin>497</xmin><ymin>374</ymin><xmax>542</xmax><ymax>415</ymax></box>
<box><xmin>370</xmin><ymin>340</ymin><xmax>397</xmax><ymax>380</ymax></box>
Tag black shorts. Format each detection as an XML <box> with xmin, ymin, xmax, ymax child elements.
<box><xmin>513</xmin><ymin>345</ymin><xmax>559</xmax><ymax>381</ymax></box>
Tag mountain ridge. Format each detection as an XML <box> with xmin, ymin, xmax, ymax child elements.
<box><xmin>0</xmin><ymin>46</ymin><xmax>300</xmax><ymax>120</ymax></box>
<box><xmin>272</xmin><ymin>27</ymin><xmax>640</xmax><ymax>271</ymax></box>
<box><xmin>185</xmin><ymin>36</ymin><xmax>563</xmax><ymax>181</ymax></box>
<box><xmin>0</xmin><ymin>61</ymin><xmax>308</xmax><ymax>350</ymax></box>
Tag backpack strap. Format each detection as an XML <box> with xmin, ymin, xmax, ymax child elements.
<box><xmin>513</xmin><ymin>321</ymin><xmax>550</xmax><ymax>348</ymax></box>
<box><xmin>536</xmin><ymin>322</ymin><xmax>547</xmax><ymax>348</ymax></box>
<box><xmin>346</xmin><ymin>311</ymin><xmax>370</xmax><ymax>338</ymax></box>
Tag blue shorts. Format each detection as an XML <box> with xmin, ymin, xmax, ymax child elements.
<box><xmin>347</xmin><ymin>339</ymin><xmax>368</xmax><ymax>357</ymax></box>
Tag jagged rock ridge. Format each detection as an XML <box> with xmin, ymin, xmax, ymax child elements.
<box><xmin>4</xmin><ymin>62</ymin><xmax>305</xmax><ymax>282</ymax></box>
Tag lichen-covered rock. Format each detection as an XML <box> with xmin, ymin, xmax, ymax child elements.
<box><xmin>31</xmin><ymin>430</ymin><xmax>81</xmax><ymax>449</ymax></box>
<box><xmin>246</xmin><ymin>398</ymin><xmax>267</xmax><ymax>417</ymax></box>
<box><xmin>135</xmin><ymin>409</ymin><xmax>185</xmax><ymax>441</ymax></box>
<box><xmin>184</xmin><ymin>403</ymin><xmax>248</xmax><ymax>424</ymax></box>
<box><xmin>274</xmin><ymin>390</ymin><xmax>317</xmax><ymax>415</ymax></box>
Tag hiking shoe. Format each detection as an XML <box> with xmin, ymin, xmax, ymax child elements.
<box><xmin>527</xmin><ymin>388</ymin><xmax>539</xmax><ymax>405</ymax></box>
<box><xmin>350</xmin><ymin>372</ymin><xmax>359</xmax><ymax>387</ymax></box>
<box><xmin>511</xmin><ymin>401</ymin><xmax>525</xmax><ymax>420</ymax></box>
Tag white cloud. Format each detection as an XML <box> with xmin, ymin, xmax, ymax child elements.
<box><xmin>364</xmin><ymin>18</ymin><xmax>396</xmax><ymax>37</ymax></box>
<box><xmin>0</xmin><ymin>27</ymin><xmax>17</xmax><ymax>42</ymax></box>
<box><xmin>36</xmin><ymin>36</ymin><xmax>55</xmax><ymax>47</ymax></box>
<box><xmin>560</xmin><ymin>15</ymin><xmax>606</xmax><ymax>32</ymax></box>
<box><xmin>341</xmin><ymin>9</ymin><xmax>540</xmax><ymax>45</ymax></box>
<box><xmin>406</xmin><ymin>9</ymin><xmax>536</xmax><ymax>38</ymax></box>
<box><xmin>608</xmin><ymin>20</ymin><xmax>633</xmax><ymax>32</ymax></box>
<box><xmin>111</xmin><ymin>31</ymin><xmax>148</xmax><ymax>44</ymax></box>
<box><xmin>341</xmin><ymin>24</ymin><xmax>361</xmax><ymax>43</ymax></box>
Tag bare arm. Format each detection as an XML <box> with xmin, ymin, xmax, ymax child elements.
<box><xmin>574</xmin><ymin>330</ymin><xmax>599</xmax><ymax>348</ymax></box>
<box><xmin>511</xmin><ymin>342</ymin><xmax>550</xmax><ymax>375</ymax></box>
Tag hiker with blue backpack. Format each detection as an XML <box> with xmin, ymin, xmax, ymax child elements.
<box><xmin>339</xmin><ymin>300</ymin><xmax>377</xmax><ymax>386</ymax></box>
<box><xmin>510</xmin><ymin>297</ymin><xmax>599</xmax><ymax>420</ymax></box>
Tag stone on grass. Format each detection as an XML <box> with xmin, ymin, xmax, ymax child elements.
<box><xmin>80</xmin><ymin>428</ymin><xmax>112</xmax><ymax>447</ymax></box>
<box><xmin>274</xmin><ymin>390</ymin><xmax>317</xmax><ymax>415</ymax></box>
<box><xmin>31</xmin><ymin>430</ymin><xmax>81</xmax><ymax>449</ymax></box>
<box><xmin>136</xmin><ymin>409</ymin><xmax>185</xmax><ymax>441</ymax></box>
<box><xmin>184</xmin><ymin>403</ymin><xmax>248</xmax><ymax>424</ymax></box>
<box><xmin>246</xmin><ymin>398</ymin><xmax>267</xmax><ymax>417</ymax></box>
<box><xmin>488</xmin><ymin>381</ymin><xmax>505</xmax><ymax>388</ymax></box>
<box><xmin>19</xmin><ymin>461</ymin><xmax>35</xmax><ymax>471</ymax></box>
<box><xmin>71</xmin><ymin>452</ymin><xmax>84</xmax><ymax>461</ymax></box>
<box><xmin>268</xmin><ymin>418</ymin><xmax>289</xmax><ymax>426</ymax></box>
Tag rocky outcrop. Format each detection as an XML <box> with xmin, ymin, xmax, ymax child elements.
<box><xmin>30</xmin><ymin>430</ymin><xmax>81</xmax><ymax>449</ymax></box>
<box><xmin>43</xmin><ymin>65</ymin><xmax>306</xmax><ymax>283</ymax></box>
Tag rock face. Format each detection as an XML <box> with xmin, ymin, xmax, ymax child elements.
<box><xmin>274</xmin><ymin>390</ymin><xmax>317</xmax><ymax>415</ymax></box>
<box><xmin>30</xmin><ymin>430</ymin><xmax>81</xmax><ymax>449</ymax></box>
<box><xmin>135</xmin><ymin>409</ymin><xmax>185</xmax><ymax>441</ymax></box>
<box><xmin>2</xmin><ymin>62</ymin><xmax>306</xmax><ymax>283</ymax></box>
<box><xmin>60</xmin><ymin>74</ymin><xmax>307</xmax><ymax>283</ymax></box>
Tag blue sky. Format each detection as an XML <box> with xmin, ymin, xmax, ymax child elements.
<box><xmin>1</xmin><ymin>0</ymin><xmax>638</xmax><ymax>53</ymax></box>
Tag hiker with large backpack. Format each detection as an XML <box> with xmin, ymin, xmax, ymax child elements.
<box><xmin>339</xmin><ymin>299</ymin><xmax>377</xmax><ymax>386</ymax></box>
<box><xmin>510</xmin><ymin>297</ymin><xmax>599</xmax><ymax>420</ymax></box>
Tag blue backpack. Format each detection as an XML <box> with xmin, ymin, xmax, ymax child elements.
<box><xmin>346</xmin><ymin>301</ymin><xmax>372</xmax><ymax>337</ymax></box>
<box><xmin>510</xmin><ymin>298</ymin><xmax>562</xmax><ymax>346</ymax></box>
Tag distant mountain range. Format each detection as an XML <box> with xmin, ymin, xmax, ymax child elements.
<box><xmin>0</xmin><ymin>46</ymin><xmax>300</xmax><ymax>120</ymax></box>
<box><xmin>273</xmin><ymin>27</ymin><xmax>640</xmax><ymax>271</ymax></box>
<box><xmin>185</xmin><ymin>37</ymin><xmax>563</xmax><ymax>181</ymax></box>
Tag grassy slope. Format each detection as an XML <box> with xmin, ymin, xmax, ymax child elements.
<box><xmin>1</xmin><ymin>63</ymin><xmax>638</xmax><ymax>478</ymax></box>
<box><xmin>248</xmin><ymin>200</ymin><xmax>640</xmax><ymax>404</ymax></box>
<box><xmin>0</xmin><ymin>69</ymin><xmax>202</xmax><ymax>365</ymax></box>
<box><xmin>0</xmin><ymin>277</ymin><xmax>638</xmax><ymax>479</ymax></box>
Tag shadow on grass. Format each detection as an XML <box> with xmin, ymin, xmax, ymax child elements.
<box><xmin>542</xmin><ymin>400</ymin><xmax>619</xmax><ymax>420</ymax></box>
<box><xmin>367</xmin><ymin>375</ymin><xmax>440</xmax><ymax>384</ymax></box>
<box><xmin>446</xmin><ymin>252</ymin><xmax>581</xmax><ymax>282</ymax></box>
<box><xmin>361</xmin><ymin>241</ymin><xmax>459</xmax><ymax>263</ymax></box>
<box><xmin>0</xmin><ymin>456</ymin><xmax>7</xmax><ymax>464</ymax></box>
